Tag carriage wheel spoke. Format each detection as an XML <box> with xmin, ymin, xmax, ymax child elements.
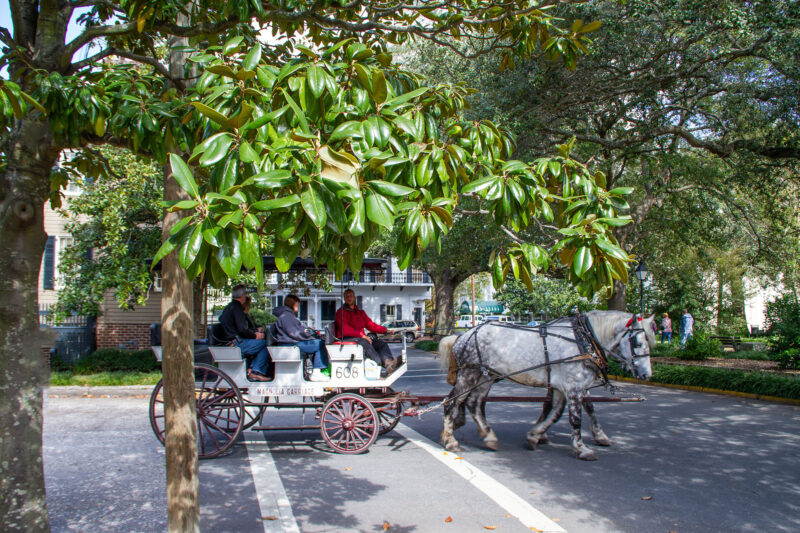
<box><xmin>199</xmin><ymin>418</ymin><xmax>223</xmax><ymax>453</ymax></box>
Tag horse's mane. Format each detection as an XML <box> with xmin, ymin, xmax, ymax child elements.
<box><xmin>585</xmin><ymin>310</ymin><xmax>656</xmax><ymax>348</ymax></box>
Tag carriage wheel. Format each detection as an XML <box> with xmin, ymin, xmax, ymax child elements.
<box><xmin>149</xmin><ymin>363</ymin><xmax>244</xmax><ymax>459</ymax></box>
<box><xmin>218</xmin><ymin>394</ymin><xmax>265</xmax><ymax>431</ymax></box>
<box><xmin>320</xmin><ymin>393</ymin><xmax>379</xmax><ymax>454</ymax></box>
<box><xmin>376</xmin><ymin>401</ymin><xmax>404</xmax><ymax>435</ymax></box>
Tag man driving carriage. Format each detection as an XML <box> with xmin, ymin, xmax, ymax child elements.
<box><xmin>216</xmin><ymin>284</ymin><xmax>271</xmax><ymax>381</ymax></box>
<box><xmin>335</xmin><ymin>289</ymin><xmax>399</xmax><ymax>374</ymax></box>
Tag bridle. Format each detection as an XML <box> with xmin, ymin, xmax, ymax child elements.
<box><xmin>605</xmin><ymin>317</ymin><xmax>650</xmax><ymax>373</ymax></box>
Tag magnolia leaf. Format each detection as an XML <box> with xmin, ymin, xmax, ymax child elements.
<box><xmin>319</xmin><ymin>145</ymin><xmax>360</xmax><ymax>188</ymax></box>
<box><xmin>301</xmin><ymin>184</ymin><xmax>327</xmax><ymax>228</ymax></box>
<box><xmin>169</xmin><ymin>154</ymin><xmax>199</xmax><ymax>199</ymax></box>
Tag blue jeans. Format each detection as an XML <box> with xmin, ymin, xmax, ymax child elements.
<box><xmin>281</xmin><ymin>339</ymin><xmax>330</xmax><ymax>369</ymax></box>
<box><xmin>661</xmin><ymin>331</ymin><xmax>672</xmax><ymax>343</ymax></box>
<box><xmin>236</xmin><ymin>338</ymin><xmax>271</xmax><ymax>375</ymax></box>
<box><xmin>680</xmin><ymin>332</ymin><xmax>693</xmax><ymax>349</ymax></box>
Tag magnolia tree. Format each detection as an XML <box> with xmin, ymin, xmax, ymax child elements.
<box><xmin>1</xmin><ymin>1</ymin><xmax>630</xmax><ymax>531</ymax></box>
<box><xmin>159</xmin><ymin>39</ymin><xmax>633</xmax><ymax>294</ymax></box>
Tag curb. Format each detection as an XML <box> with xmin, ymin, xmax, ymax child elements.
<box><xmin>609</xmin><ymin>375</ymin><xmax>800</xmax><ymax>406</ymax></box>
<box><xmin>45</xmin><ymin>385</ymin><xmax>153</xmax><ymax>398</ymax></box>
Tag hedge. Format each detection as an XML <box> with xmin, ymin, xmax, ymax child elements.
<box><xmin>52</xmin><ymin>348</ymin><xmax>160</xmax><ymax>374</ymax></box>
<box><xmin>414</xmin><ymin>340</ymin><xmax>439</xmax><ymax>352</ymax></box>
<box><xmin>608</xmin><ymin>360</ymin><xmax>800</xmax><ymax>400</ymax></box>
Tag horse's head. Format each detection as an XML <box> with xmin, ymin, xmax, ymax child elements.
<box><xmin>607</xmin><ymin>315</ymin><xmax>652</xmax><ymax>380</ymax></box>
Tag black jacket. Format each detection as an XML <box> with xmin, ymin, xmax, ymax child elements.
<box><xmin>272</xmin><ymin>305</ymin><xmax>313</xmax><ymax>344</ymax></box>
<box><xmin>218</xmin><ymin>300</ymin><xmax>256</xmax><ymax>341</ymax></box>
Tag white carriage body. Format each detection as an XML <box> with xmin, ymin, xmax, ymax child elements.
<box><xmin>151</xmin><ymin>340</ymin><xmax>407</xmax><ymax>399</ymax></box>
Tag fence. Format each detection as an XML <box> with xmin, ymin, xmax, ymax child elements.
<box><xmin>39</xmin><ymin>304</ymin><xmax>96</xmax><ymax>364</ymax></box>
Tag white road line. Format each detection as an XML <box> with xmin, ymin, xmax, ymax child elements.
<box><xmin>394</xmin><ymin>424</ymin><xmax>566</xmax><ymax>533</ymax></box>
<box><xmin>245</xmin><ymin>438</ymin><xmax>301</xmax><ymax>533</ymax></box>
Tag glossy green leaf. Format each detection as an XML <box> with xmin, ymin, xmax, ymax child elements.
<box><xmin>191</xmin><ymin>102</ymin><xmax>233</xmax><ymax>129</ymax></box>
<box><xmin>301</xmin><ymin>184</ymin><xmax>326</xmax><ymax>228</ymax></box>
<box><xmin>307</xmin><ymin>64</ymin><xmax>326</xmax><ymax>98</ymax></box>
<box><xmin>349</xmin><ymin>197</ymin><xmax>366</xmax><ymax>236</ymax></box>
<box><xmin>243</xmin><ymin>43</ymin><xmax>262</xmax><ymax>71</ymax></box>
<box><xmin>199</xmin><ymin>134</ymin><xmax>233</xmax><ymax>166</ymax></box>
<box><xmin>169</xmin><ymin>154</ymin><xmax>199</xmax><ymax>199</ymax></box>
<box><xmin>178</xmin><ymin>223</ymin><xmax>204</xmax><ymax>269</ymax></box>
<box><xmin>365</xmin><ymin>190</ymin><xmax>394</xmax><ymax>229</ymax></box>
<box><xmin>241</xmin><ymin>228</ymin><xmax>260</xmax><ymax>269</ymax></box>
<box><xmin>329</xmin><ymin>121</ymin><xmax>363</xmax><ymax>142</ymax></box>
<box><xmin>253</xmin><ymin>169</ymin><xmax>296</xmax><ymax>188</ymax></box>
<box><xmin>252</xmin><ymin>194</ymin><xmax>301</xmax><ymax>210</ymax></box>
<box><xmin>239</xmin><ymin>140</ymin><xmax>258</xmax><ymax>163</ymax></box>
<box><xmin>572</xmin><ymin>246</ymin><xmax>593</xmax><ymax>277</ymax></box>
<box><xmin>368</xmin><ymin>180</ymin><xmax>415</xmax><ymax>197</ymax></box>
<box><xmin>216</xmin><ymin>229</ymin><xmax>243</xmax><ymax>277</ymax></box>
<box><xmin>282</xmin><ymin>89</ymin><xmax>310</xmax><ymax>133</ymax></box>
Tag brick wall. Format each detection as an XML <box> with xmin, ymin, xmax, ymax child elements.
<box><xmin>97</xmin><ymin>323</ymin><xmax>152</xmax><ymax>350</ymax></box>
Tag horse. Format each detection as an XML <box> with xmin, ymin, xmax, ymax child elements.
<box><xmin>438</xmin><ymin>311</ymin><xmax>653</xmax><ymax>460</ymax></box>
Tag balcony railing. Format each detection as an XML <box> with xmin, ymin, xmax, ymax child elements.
<box><xmin>264</xmin><ymin>270</ymin><xmax>431</xmax><ymax>286</ymax></box>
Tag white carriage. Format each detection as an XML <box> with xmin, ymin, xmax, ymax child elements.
<box><xmin>149</xmin><ymin>333</ymin><xmax>409</xmax><ymax>458</ymax></box>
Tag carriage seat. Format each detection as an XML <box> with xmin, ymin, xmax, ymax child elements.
<box><xmin>324</xmin><ymin>322</ymin><xmax>358</xmax><ymax>345</ymax></box>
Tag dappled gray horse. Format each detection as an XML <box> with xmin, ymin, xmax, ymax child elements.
<box><xmin>438</xmin><ymin>311</ymin><xmax>653</xmax><ymax>460</ymax></box>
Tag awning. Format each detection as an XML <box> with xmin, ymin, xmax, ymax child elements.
<box><xmin>458</xmin><ymin>300</ymin><xmax>504</xmax><ymax>314</ymax></box>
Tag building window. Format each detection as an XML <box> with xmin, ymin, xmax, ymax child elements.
<box><xmin>152</xmin><ymin>272</ymin><xmax>162</xmax><ymax>292</ymax></box>
<box><xmin>385</xmin><ymin>305</ymin><xmax>396</xmax><ymax>319</ymax></box>
<box><xmin>53</xmin><ymin>236</ymin><xmax>74</xmax><ymax>289</ymax></box>
<box><xmin>321</xmin><ymin>300</ymin><xmax>337</xmax><ymax>322</ymax></box>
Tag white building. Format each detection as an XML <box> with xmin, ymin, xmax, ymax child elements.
<box><xmin>263</xmin><ymin>257</ymin><xmax>432</xmax><ymax>329</ymax></box>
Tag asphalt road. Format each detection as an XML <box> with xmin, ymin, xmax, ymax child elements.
<box><xmin>43</xmin><ymin>346</ymin><xmax>800</xmax><ymax>533</ymax></box>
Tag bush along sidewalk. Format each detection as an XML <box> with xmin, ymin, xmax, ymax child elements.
<box><xmin>608</xmin><ymin>360</ymin><xmax>800</xmax><ymax>400</ymax></box>
<box><xmin>50</xmin><ymin>348</ymin><xmax>161</xmax><ymax>386</ymax></box>
<box><xmin>414</xmin><ymin>340</ymin><xmax>439</xmax><ymax>352</ymax></box>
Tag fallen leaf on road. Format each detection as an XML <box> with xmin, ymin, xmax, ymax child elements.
<box><xmin>445</xmin><ymin>517</ymin><xmax>453</xmax><ymax>523</ymax></box>
<box><xmin>345</xmin><ymin>467</ymin><xmax>352</xmax><ymax>471</ymax></box>
<box><xmin>669</xmin><ymin>530</ymin><xmax>678</xmax><ymax>533</ymax></box>
<box><xmin>551</xmin><ymin>518</ymin><xmax>561</xmax><ymax>522</ymax></box>
<box><xmin>483</xmin><ymin>526</ymin><xmax>497</xmax><ymax>530</ymax></box>
<box><xmin>529</xmin><ymin>492</ymin><xmax>536</xmax><ymax>495</ymax></box>
<box><xmin>261</xmin><ymin>516</ymin><xmax>277</xmax><ymax>520</ymax></box>
<box><xmin>382</xmin><ymin>522</ymin><xmax>390</xmax><ymax>530</ymax></box>
<box><xmin>455</xmin><ymin>457</ymin><xmax>463</xmax><ymax>460</ymax></box>
<box><xmin>531</xmin><ymin>528</ymin><xmax>543</xmax><ymax>532</ymax></box>
<box><xmin>641</xmin><ymin>496</ymin><xmax>653</xmax><ymax>501</ymax></box>
<box><xmin>504</xmin><ymin>514</ymin><xmax>512</xmax><ymax>518</ymax></box>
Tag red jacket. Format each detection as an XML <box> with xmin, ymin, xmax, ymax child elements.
<box><xmin>335</xmin><ymin>305</ymin><xmax>387</xmax><ymax>338</ymax></box>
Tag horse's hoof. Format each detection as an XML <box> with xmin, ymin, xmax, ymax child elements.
<box><xmin>445</xmin><ymin>442</ymin><xmax>462</xmax><ymax>453</ymax></box>
<box><xmin>577</xmin><ymin>449</ymin><xmax>598</xmax><ymax>461</ymax></box>
<box><xmin>527</xmin><ymin>437</ymin><xmax>539</xmax><ymax>450</ymax></box>
<box><xmin>484</xmin><ymin>439</ymin><xmax>499</xmax><ymax>451</ymax></box>
<box><xmin>537</xmin><ymin>434</ymin><xmax>551</xmax><ymax>445</ymax></box>
<box><xmin>594</xmin><ymin>436</ymin><xmax>612</xmax><ymax>447</ymax></box>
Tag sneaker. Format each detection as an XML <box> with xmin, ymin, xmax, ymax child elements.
<box><xmin>247</xmin><ymin>370</ymin><xmax>270</xmax><ymax>382</ymax></box>
<box><xmin>310</xmin><ymin>369</ymin><xmax>330</xmax><ymax>382</ymax></box>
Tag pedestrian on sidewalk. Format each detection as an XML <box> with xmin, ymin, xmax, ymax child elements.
<box><xmin>661</xmin><ymin>313</ymin><xmax>673</xmax><ymax>344</ymax></box>
<box><xmin>680</xmin><ymin>309</ymin><xmax>694</xmax><ymax>349</ymax></box>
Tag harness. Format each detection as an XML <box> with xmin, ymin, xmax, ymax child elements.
<box><xmin>456</xmin><ymin>314</ymin><xmax>648</xmax><ymax>388</ymax></box>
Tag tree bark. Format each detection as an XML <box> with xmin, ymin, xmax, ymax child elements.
<box><xmin>0</xmin><ymin>117</ymin><xmax>62</xmax><ymax>532</ymax></box>
<box><xmin>607</xmin><ymin>279</ymin><xmax>627</xmax><ymax>311</ymax></box>
<box><xmin>160</xmin><ymin>12</ymin><xmax>200</xmax><ymax>532</ymax></box>
<box><xmin>429</xmin><ymin>269</ymin><xmax>462</xmax><ymax>338</ymax></box>
<box><xmin>160</xmin><ymin>169</ymin><xmax>200</xmax><ymax>532</ymax></box>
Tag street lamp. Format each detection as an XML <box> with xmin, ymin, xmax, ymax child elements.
<box><xmin>633</xmin><ymin>260</ymin><xmax>648</xmax><ymax>317</ymax></box>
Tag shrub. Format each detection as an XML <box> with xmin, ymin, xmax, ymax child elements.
<box><xmin>776</xmin><ymin>348</ymin><xmax>800</xmax><ymax>370</ymax></box>
<box><xmin>651</xmin><ymin>343</ymin><xmax>680</xmax><ymax>358</ymax></box>
<box><xmin>69</xmin><ymin>348</ymin><xmax>160</xmax><ymax>374</ymax></box>
<box><xmin>609</xmin><ymin>361</ymin><xmax>800</xmax><ymax>399</ymax></box>
<box><xmin>49</xmin><ymin>353</ymin><xmax>71</xmax><ymax>372</ymax></box>
<box><xmin>414</xmin><ymin>340</ymin><xmax>439</xmax><ymax>352</ymax></box>
<box><xmin>766</xmin><ymin>295</ymin><xmax>800</xmax><ymax>356</ymax></box>
<box><xmin>679</xmin><ymin>328</ymin><xmax>722</xmax><ymax>360</ymax></box>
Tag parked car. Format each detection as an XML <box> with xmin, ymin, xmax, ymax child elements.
<box><xmin>455</xmin><ymin>314</ymin><xmax>485</xmax><ymax>329</ymax></box>
<box><xmin>370</xmin><ymin>320</ymin><xmax>422</xmax><ymax>343</ymax></box>
<box><xmin>484</xmin><ymin>315</ymin><xmax>511</xmax><ymax>323</ymax></box>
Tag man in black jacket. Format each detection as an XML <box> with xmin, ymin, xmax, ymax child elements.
<box><xmin>218</xmin><ymin>284</ymin><xmax>270</xmax><ymax>381</ymax></box>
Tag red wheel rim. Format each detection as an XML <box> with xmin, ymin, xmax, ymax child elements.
<box><xmin>320</xmin><ymin>393</ymin><xmax>378</xmax><ymax>454</ymax></box>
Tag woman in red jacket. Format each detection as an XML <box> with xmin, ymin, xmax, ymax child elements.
<box><xmin>335</xmin><ymin>289</ymin><xmax>398</xmax><ymax>373</ymax></box>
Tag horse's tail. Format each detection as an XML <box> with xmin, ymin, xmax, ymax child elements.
<box><xmin>438</xmin><ymin>335</ymin><xmax>460</xmax><ymax>386</ymax></box>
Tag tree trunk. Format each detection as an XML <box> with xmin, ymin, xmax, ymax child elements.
<box><xmin>160</xmin><ymin>13</ymin><xmax>200</xmax><ymax>532</ymax></box>
<box><xmin>430</xmin><ymin>270</ymin><xmax>459</xmax><ymax>338</ymax></box>
<box><xmin>0</xmin><ymin>118</ymin><xmax>62</xmax><ymax>532</ymax></box>
<box><xmin>193</xmin><ymin>278</ymin><xmax>205</xmax><ymax>338</ymax></box>
<box><xmin>160</xmin><ymin>169</ymin><xmax>200</xmax><ymax>532</ymax></box>
<box><xmin>607</xmin><ymin>279</ymin><xmax>627</xmax><ymax>311</ymax></box>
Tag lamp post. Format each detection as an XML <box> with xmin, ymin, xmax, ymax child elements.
<box><xmin>634</xmin><ymin>260</ymin><xmax>648</xmax><ymax>317</ymax></box>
